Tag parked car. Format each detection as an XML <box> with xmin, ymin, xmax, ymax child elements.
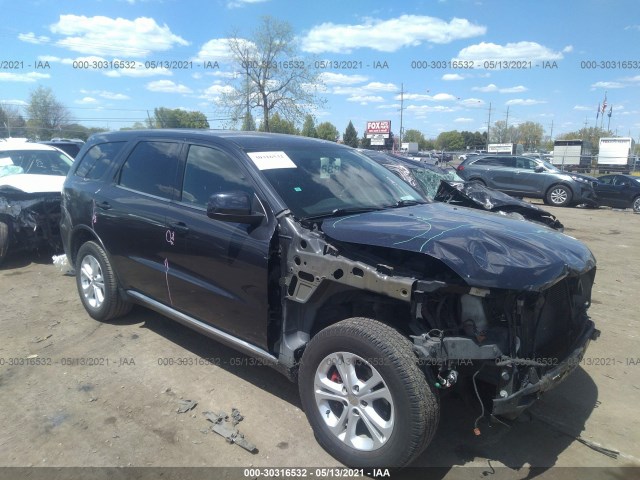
<box><xmin>593</xmin><ymin>174</ymin><xmax>640</xmax><ymax>212</ymax></box>
<box><xmin>39</xmin><ymin>138</ymin><xmax>85</xmax><ymax>158</ymax></box>
<box><xmin>456</xmin><ymin>154</ymin><xmax>597</xmax><ymax>207</ymax></box>
<box><xmin>361</xmin><ymin>150</ymin><xmax>563</xmax><ymax>230</ymax></box>
<box><xmin>0</xmin><ymin>139</ymin><xmax>73</xmax><ymax>264</ymax></box>
<box><xmin>61</xmin><ymin>130</ymin><xmax>599</xmax><ymax>467</ymax></box>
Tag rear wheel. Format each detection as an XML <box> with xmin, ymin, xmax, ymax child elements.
<box><xmin>0</xmin><ymin>221</ymin><xmax>9</xmax><ymax>267</ymax></box>
<box><xmin>76</xmin><ymin>241</ymin><xmax>132</xmax><ymax>321</ymax></box>
<box><xmin>469</xmin><ymin>178</ymin><xmax>486</xmax><ymax>186</ymax></box>
<box><xmin>298</xmin><ymin>318</ymin><xmax>439</xmax><ymax>467</ymax></box>
<box><xmin>546</xmin><ymin>184</ymin><xmax>572</xmax><ymax>207</ymax></box>
<box><xmin>633</xmin><ymin>196</ymin><xmax>640</xmax><ymax>213</ymax></box>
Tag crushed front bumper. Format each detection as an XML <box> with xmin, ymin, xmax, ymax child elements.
<box><xmin>492</xmin><ymin>320</ymin><xmax>600</xmax><ymax>417</ymax></box>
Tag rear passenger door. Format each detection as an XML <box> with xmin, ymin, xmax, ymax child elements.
<box><xmin>163</xmin><ymin>142</ymin><xmax>274</xmax><ymax>349</ymax></box>
<box><xmin>94</xmin><ymin>139</ymin><xmax>184</xmax><ymax>304</ymax></box>
<box><xmin>474</xmin><ymin>156</ymin><xmax>515</xmax><ymax>190</ymax></box>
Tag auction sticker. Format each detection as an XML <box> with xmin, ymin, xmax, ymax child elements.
<box><xmin>247</xmin><ymin>151</ymin><xmax>297</xmax><ymax>170</ymax></box>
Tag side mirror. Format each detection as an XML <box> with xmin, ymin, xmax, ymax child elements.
<box><xmin>534</xmin><ymin>166</ymin><xmax>545</xmax><ymax>173</ymax></box>
<box><xmin>206</xmin><ymin>191</ymin><xmax>264</xmax><ymax>226</ymax></box>
<box><xmin>619</xmin><ymin>181</ymin><xmax>629</xmax><ymax>188</ymax></box>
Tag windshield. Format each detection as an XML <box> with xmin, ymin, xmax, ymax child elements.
<box><xmin>540</xmin><ymin>160</ymin><xmax>558</xmax><ymax>171</ymax></box>
<box><xmin>0</xmin><ymin>149</ymin><xmax>73</xmax><ymax>177</ymax></box>
<box><xmin>249</xmin><ymin>147</ymin><xmax>423</xmax><ymax>219</ymax></box>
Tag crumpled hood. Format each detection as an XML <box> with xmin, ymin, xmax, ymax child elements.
<box><xmin>0</xmin><ymin>174</ymin><xmax>65</xmax><ymax>194</ymax></box>
<box><xmin>321</xmin><ymin>203</ymin><xmax>595</xmax><ymax>291</ymax></box>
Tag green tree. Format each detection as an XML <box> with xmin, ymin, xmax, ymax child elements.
<box><xmin>402</xmin><ymin>129</ymin><xmax>428</xmax><ymax>150</ymax></box>
<box><xmin>557</xmin><ymin>126</ymin><xmax>612</xmax><ymax>154</ymax></box>
<box><xmin>316</xmin><ymin>122</ymin><xmax>339</xmax><ymax>141</ymax></box>
<box><xmin>241</xmin><ymin>112</ymin><xmax>256</xmax><ymax>131</ymax></box>
<box><xmin>0</xmin><ymin>103</ymin><xmax>27</xmax><ymax>138</ymax></box>
<box><xmin>150</xmin><ymin>108</ymin><xmax>209</xmax><ymax>129</ymax></box>
<box><xmin>259</xmin><ymin>112</ymin><xmax>298</xmax><ymax>134</ymax></box>
<box><xmin>359</xmin><ymin>134</ymin><xmax>371</xmax><ymax>149</ymax></box>
<box><xmin>517</xmin><ymin>121</ymin><xmax>544</xmax><ymax>151</ymax></box>
<box><xmin>26</xmin><ymin>86</ymin><xmax>71</xmax><ymax>140</ymax></box>
<box><xmin>435</xmin><ymin>130</ymin><xmax>464</xmax><ymax>150</ymax></box>
<box><xmin>343</xmin><ymin>121</ymin><xmax>359</xmax><ymax>147</ymax></box>
<box><xmin>222</xmin><ymin>16</ymin><xmax>325</xmax><ymax>132</ymax></box>
<box><xmin>301</xmin><ymin>114</ymin><xmax>317</xmax><ymax>137</ymax></box>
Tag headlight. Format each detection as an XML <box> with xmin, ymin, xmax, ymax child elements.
<box><xmin>570</xmin><ymin>175</ymin><xmax>588</xmax><ymax>183</ymax></box>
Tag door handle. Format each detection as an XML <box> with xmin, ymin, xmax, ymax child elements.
<box><xmin>96</xmin><ymin>201</ymin><xmax>112</xmax><ymax>210</ymax></box>
<box><xmin>170</xmin><ymin>222</ymin><xmax>190</xmax><ymax>235</ymax></box>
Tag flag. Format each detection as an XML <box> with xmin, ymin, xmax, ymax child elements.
<box><xmin>601</xmin><ymin>92</ymin><xmax>608</xmax><ymax>114</ymax></box>
<box><xmin>596</xmin><ymin>103</ymin><xmax>600</xmax><ymax>121</ymax></box>
<box><xmin>607</xmin><ymin>106</ymin><xmax>612</xmax><ymax>118</ymax></box>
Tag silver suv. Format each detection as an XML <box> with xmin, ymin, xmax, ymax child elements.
<box><xmin>456</xmin><ymin>155</ymin><xmax>597</xmax><ymax>207</ymax></box>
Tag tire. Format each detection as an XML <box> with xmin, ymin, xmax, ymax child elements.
<box><xmin>298</xmin><ymin>318</ymin><xmax>439</xmax><ymax>467</ymax></box>
<box><xmin>76</xmin><ymin>241</ymin><xmax>132</xmax><ymax>321</ymax></box>
<box><xmin>0</xmin><ymin>221</ymin><xmax>9</xmax><ymax>267</ymax></box>
<box><xmin>633</xmin><ymin>196</ymin><xmax>640</xmax><ymax>213</ymax></box>
<box><xmin>546</xmin><ymin>184</ymin><xmax>572</xmax><ymax>207</ymax></box>
<box><xmin>470</xmin><ymin>178</ymin><xmax>486</xmax><ymax>186</ymax></box>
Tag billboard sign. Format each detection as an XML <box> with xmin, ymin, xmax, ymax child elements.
<box><xmin>365</xmin><ymin>120</ymin><xmax>391</xmax><ymax>137</ymax></box>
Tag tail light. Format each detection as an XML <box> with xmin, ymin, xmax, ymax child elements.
<box><xmin>457</xmin><ymin>165</ymin><xmax>464</xmax><ymax>171</ymax></box>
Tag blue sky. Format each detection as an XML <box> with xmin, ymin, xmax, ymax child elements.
<box><xmin>2</xmin><ymin>0</ymin><xmax>639</xmax><ymax>140</ymax></box>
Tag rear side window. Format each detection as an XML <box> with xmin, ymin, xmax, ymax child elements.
<box><xmin>119</xmin><ymin>141</ymin><xmax>182</xmax><ymax>199</ymax></box>
<box><xmin>180</xmin><ymin>144</ymin><xmax>253</xmax><ymax>207</ymax></box>
<box><xmin>474</xmin><ymin>157</ymin><xmax>514</xmax><ymax>167</ymax></box>
<box><xmin>75</xmin><ymin>142</ymin><xmax>126</xmax><ymax>180</ymax></box>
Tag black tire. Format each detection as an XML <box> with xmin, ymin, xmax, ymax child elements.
<box><xmin>0</xmin><ymin>221</ymin><xmax>9</xmax><ymax>266</ymax></box>
<box><xmin>469</xmin><ymin>178</ymin><xmax>486</xmax><ymax>186</ymax></box>
<box><xmin>298</xmin><ymin>318</ymin><xmax>439</xmax><ymax>467</ymax></box>
<box><xmin>545</xmin><ymin>184</ymin><xmax>572</xmax><ymax>207</ymax></box>
<box><xmin>633</xmin><ymin>196</ymin><xmax>640</xmax><ymax>213</ymax></box>
<box><xmin>75</xmin><ymin>241</ymin><xmax>131</xmax><ymax>321</ymax></box>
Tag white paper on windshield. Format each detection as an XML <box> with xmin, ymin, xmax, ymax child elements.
<box><xmin>0</xmin><ymin>157</ymin><xmax>13</xmax><ymax>166</ymax></box>
<box><xmin>247</xmin><ymin>151</ymin><xmax>297</xmax><ymax>170</ymax></box>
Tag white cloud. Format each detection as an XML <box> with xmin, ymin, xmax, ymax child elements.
<box><xmin>454</xmin><ymin>117</ymin><xmax>473</xmax><ymax>123</ymax></box>
<box><xmin>200</xmin><ymin>83</ymin><xmax>235</xmax><ymax>102</ymax></box>
<box><xmin>37</xmin><ymin>55</ymin><xmax>62</xmax><ymax>62</ymax></box>
<box><xmin>49</xmin><ymin>15</ymin><xmax>189</xmax><ymax>57</ymax></box>
<box><xmin>624</xmin><ymin>25</ymin><xmax>640</xmax><ymax>31</ymax></box>
<box><xmin>459</xmin><ymin>98</ymin><xmax>485</xmax><ymax>107</ymax></box>
<box><xmin>505</xmin><ymin>98</ymin><xmax>547</xmax><ymax>106</ymax></box>
<box><xmin>562</xmin><ymin>45</ymin><xmax>574</xmax><ymax>53</ymax></box>
<box><xmin>227</xmin><ymin>0</ymin><xmax>269</xmax><ymax>8</ymax></box>
<box><xmin>347</xmin><ymin>95</ymin><xmax>384</xmax><ymax>104</ymax></box>
<box><xmin>376</xmin><ymin>103</ymin><xmax>400</xmax><ymax>109</ymax></box>
<box><xmin>573</xmin><ymin>105</ymin><xmax>593</xmax><ymax>111</ymax></box>
<box><xmin>105</xmin><ymin>62</ymin><xmax>172</xmax><ymax>77</ymax></box>
<box><xmin>146</xmin><ymin>80</ymin><xmax>192</xmax><ymax>93</ymax></box>
<box><xmin>207</xmin><ymin>71</ymin><xmax>240</xmax><ymax>79</ymax></box>
<box><xmin>406</xmin><ymin>105</ymin><xmax>457</xmax><ymax>114</ymax></box>
<box><xmin>591</xmin><ymin>81</ymin><xmax>625</xmax><ymax>89</ymax></box>
<box><xmin>75</xmin><ymin>97</ymin><xmax>99</xmax><ymax>104</ymax></box>
<box><xmin>193</xmin><ymin>38</ymin><xmax>254</xmax><ymax>62</ymax></box>
<box><xmin>18</xmin><ymin>32</ymin><xmax>50</xmax><ymax>44</ymax></box>
<box><xmin>395</xmin><ymin>92</ymin><xmax>458</xmax><ymax>102</ymax></box>
<box><xmin>472</xmin><ymin>83</ymin><xmax>528</xmax><ymax>93</ymax></box>
<box><xmin>442</xmin><ymin>73</ymin><xmax>464</xmax><ymax>81</ymax></box>
<box><xmin>80</xmin><ymin>89</ymin><xmax>130</xmax><ymax>100</ymax></box>
<box><xmin>0</xmin><ymin>72</ymin><xmax>50</xmax><ymax>83</ymax></box>
<box><xmin>302</xmin><ymin>15</ymin><xmax>486</xmax><ymax>53</ymax></box>
<box><xmin>333</xmin><ymin>81</ymin><xmax>397</xmax><ymax>95</ymax></box>
<box><xmin>455</xmin><ymin>41</ymin><xmax>564</xmax><ymax>63</ymax></box>
<box><xmin>319</xmin><ymin>72</ymin><xmax>369</xmax><ymax>85</ymax></box>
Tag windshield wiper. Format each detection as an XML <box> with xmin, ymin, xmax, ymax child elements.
<box><xmin>382</xmin><ymin>199</ymin><xmax>426</xmax><ymax>208</ymax></box>
<box><xmin>300</xmin><ymin>206</ymin><xmax>383</xmax><ymax>223</ymax></box>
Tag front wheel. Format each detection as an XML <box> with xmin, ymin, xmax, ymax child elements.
<box><xmin>633</xmin><ymin>196</ymin><xmax>640</xmax><ymax>213</ymax></box>
<box><xmin>76</xmin><ymin>241</ymin><xmax>132</xmax><ymax>321</ymax></box>
<box><xmin>298</xmin><ymin>318</ymin><xmax>439</xmax><ymax>467</ymax></box>
<box><xmin>546</xmin><ymin>184</ymin><xmax>572</xmax><ymax>207</ymax></box>
<box><xmin>0</xmin><ymin>221</ymin><xmax>9</xmax><ymax>267</ymax></box>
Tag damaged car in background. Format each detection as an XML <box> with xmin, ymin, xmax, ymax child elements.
<box><xmin>0</xmin><ymin>140</ymin><xmax>73</xmax><ymax>265</ymax></box>
<box><xmin>61</xmin><ymin>131</ymin><xmax>599</xmax><ymax>467</ymax></box>
<box><xmin>361</xmin><ymin>149</ymin><xmax>563</xmax><ymax>230</ymax></box>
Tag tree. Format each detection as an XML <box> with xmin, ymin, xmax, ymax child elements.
<box><xmin>26</xmin><ymin>86</ymin><xmax>71</xmax><ymax>140</ymax></box>
<box><xmin>343</xmin><ymin>121</ymin><xmax>358</xmax><ymax>147</ymax></box>
<box><xmin>517</xmin><ymin>121</ymin><xmax>544</xmax><ymax>151</ymax></box>
<box><xmin>0</xmin><ymin>103</ymin><xmax>27</xmax><ymax>138</ymax></box>
<box><xmin>241</xmin><ymin>112</ymin><xmax>256</xmax><ymax>131</ymax></box>
<box><xmin>258</xmin><ymin>112</ymin><xmax>298</xmax><ymax>134</ymax></box>
<box><xmin>221</xmin><ymin>16</ymin><xmax>325</xmax><ymax>132</ymax></box>
<box><xmin>402</xmin><ymin>129</ymin><xmax>428</xmax><ymax>150</ymax></box>
<box><xmin>359</xmin><ymin>134</ymin><xmax>371</xmax><ymax>149</ymax></box>
<box><xmin>316</xmin><ymin>122</ymin><xmax>339</xmax><ymax>141</ymax></box>
<box><xmin>557</xmin><ymin>126</ymin><xmax>612</xmax><ymax>153</ymax></box>
<box><xmin>435</xmin><ymin>130</ymin><xmax>464</xmax><ymax>150</ymax></box>
<box><xmin>301</xmin><ymin>115</ymin><xmax>317</xmax><ymax>138</ymax></box>
<box><xmin>149</xmin><ymin>108</ymin><xmax>209</xmax><ymax>129</ymax></box>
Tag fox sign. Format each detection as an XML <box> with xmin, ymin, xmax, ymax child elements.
<box><xmin>365</xmin><ymin>120</ymin><xmax>391</xmax><ymax>136</ymax></box>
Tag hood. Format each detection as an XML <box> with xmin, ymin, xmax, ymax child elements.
<box><xmin>321</xmin><ymin>203</ymin><xmax>595</xmax><ymax>291</ymax></box>
<box><xmin>0</xmin><ymin>174</ymin><xmax>65</xmax><ymax>194</ymax></box>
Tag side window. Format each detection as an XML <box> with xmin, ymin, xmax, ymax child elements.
<box><xmin>119</xmin><ymin>141</ymin><xmax>182</xmax><ymax>199</ymax></box>
<box><xmin>515</xmin><ymin>157</ymin><xmax>534</xmax><ymax>170</ymax></box>
<box><xmin>181</xmin><ymin>145</ymin><xmax>253</xmax><ymax>207</ymax></box>
<box><xmin>598</xmin><ymin>175</ymin><xmax>614</xmax><ymax>185</ymax></box>
<box><xmin>75</xmin><ymin>142</ymin><xmax>126</xmax><ymax>180</ymax></box>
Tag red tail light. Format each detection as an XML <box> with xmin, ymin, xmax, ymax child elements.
<box><xmin>457</xmin><ymin>165</ymin><xmax>464</xmax><ymax>171</ymax></box>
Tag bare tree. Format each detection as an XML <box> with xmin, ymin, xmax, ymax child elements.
<box><xmin>221</xmin><ymin>16</ymin><xmax>324</xmax><ymax>132</ymax></box>
<box><xmin>26</xmin><ymin>86</ymin><xmax>71</xmax><ymax>140</ymax></box>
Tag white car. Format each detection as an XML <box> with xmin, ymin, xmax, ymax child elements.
<box><xmin>0</xmin><ymin>139</ymin><xmax>74</xmax><ymax>264</ymax></box>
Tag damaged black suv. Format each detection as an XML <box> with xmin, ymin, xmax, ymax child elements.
<box><xmin>61</xmin><ymin>130</ymin><xmax>599</xmax><ymax>467</ymax></box>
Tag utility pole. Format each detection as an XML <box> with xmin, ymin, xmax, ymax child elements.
<box><xmin>505</xmin><ymin>106</ymin><xmax>510</xmax><ymax>143</ymax></box>
<box><xmin>549</xmin><ymin>120</ymin><xmax>554</xmax><ymax>142</ymax></box>
<box><xmin>398</xmin><ymin>83</ymin><xmax>405</xmax><ymax>146</ymax></box>
<box><xmin>486</xmin><ymin>102</ymin><xmax>492</xmax><ymax>150</ymax></box>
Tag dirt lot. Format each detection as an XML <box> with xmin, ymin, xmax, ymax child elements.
<box><xmin>1</xmin><ymin>203</ymin><xmax>639</xmax><ymax>479</ymax></box>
